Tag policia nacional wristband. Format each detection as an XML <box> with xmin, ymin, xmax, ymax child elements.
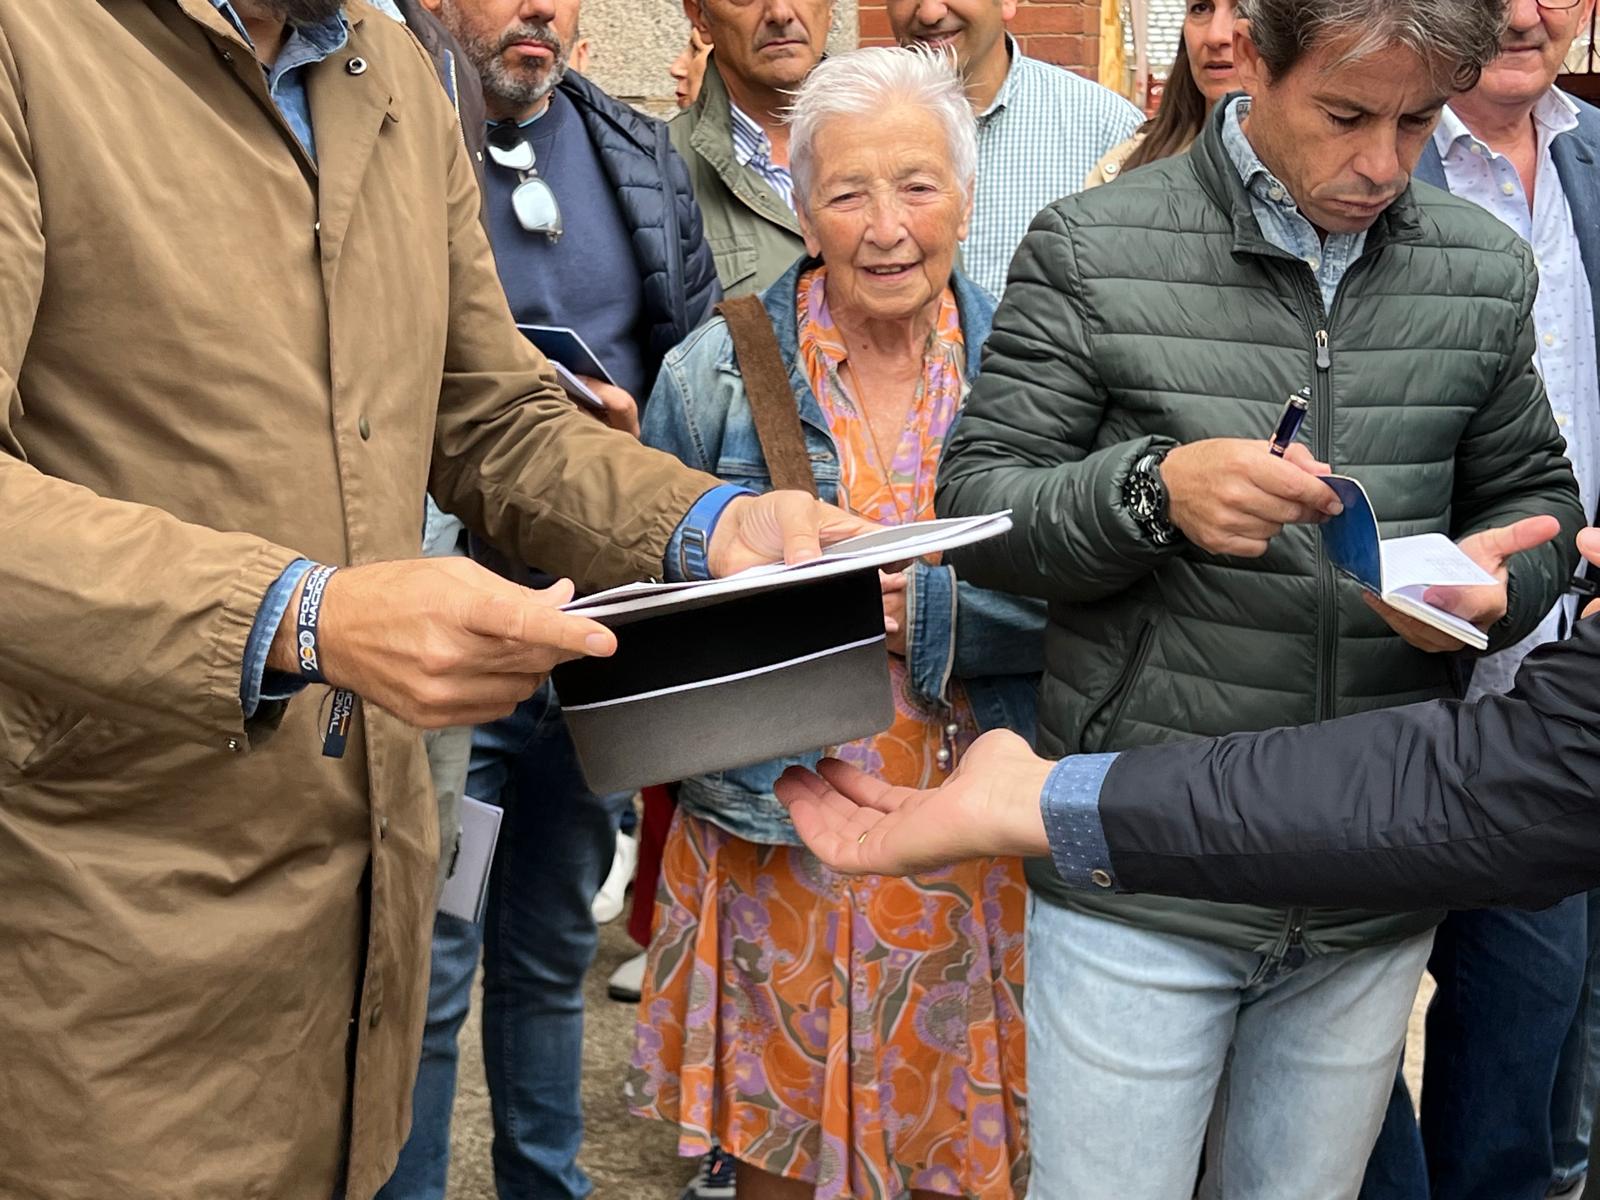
<box><xmin>296</xmin><ymin>564</ymin><xmax>358</xmax><ymax>759</ymax></box>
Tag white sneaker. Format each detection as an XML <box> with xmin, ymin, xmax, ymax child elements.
<box><xmin>607</xmin><ymin>949</ymin><xmax>647</xmax><ymax>1003</ymax></box>
<box><xmin>592</xmin><ymin>829</ymin><xmax>638</xmax><ymax>925</ymax></box>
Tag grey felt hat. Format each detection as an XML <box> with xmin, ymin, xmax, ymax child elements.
<box><xmin>551</xmin><ymin>514</ymin><xmax>1012</xmax><ymax>794</ymax></box>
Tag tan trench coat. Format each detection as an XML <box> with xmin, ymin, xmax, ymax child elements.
<box><xmin>0</xmin><ymin>3</ymin><xmax>715</xmax><ymax>1197</ymax></box>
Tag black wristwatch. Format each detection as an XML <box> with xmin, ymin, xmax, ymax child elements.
<box><xmin>1123</xmin><ymin>447</ymin><xmax>1178</xmax><ymax>546</ymax></box>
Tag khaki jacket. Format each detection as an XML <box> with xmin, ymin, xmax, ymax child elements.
<box><xmin>1082</xmin><ymin>130</ymin><xmax>1146</xmax><ymax>188</ymax></box>
<box><xmin>0</xmin><ymin>4</ymin><xmax>714</xmax><ymax>1198</ymax></box>
<box><xmin>667</xmin><ymin>57</ymin><xmax>804</xmax><ymax>297</ymax></box>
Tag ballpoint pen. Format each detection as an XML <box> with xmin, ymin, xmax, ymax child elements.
<box><xmin>1268</xmin><ymin>395</ymin><xmax>1310</xmax><ymax>457</ymax></box>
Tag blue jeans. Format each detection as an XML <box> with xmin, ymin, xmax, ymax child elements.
<box><xmin>379</xmin><ymin>685</ymin><xmax>627</xmax><ymax>1200</ymax></box>
<box><xmin>1024</xmin><ymin>898</ymin><xmax>1432</xmax><ymax>1200</ymax></box>
<box><xmin>1359</xmin><ymin>898</ymin><xmax>1587</xmax><ymax>1200</ymax></box>
<box><xmin>1551</xmin><ymin>891</ymin><xmax>1600</xmax><ymax>1193</ymax></box>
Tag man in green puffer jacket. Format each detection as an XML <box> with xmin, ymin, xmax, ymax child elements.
<box><xmin>936</xmin><ymin>0</ymin><xmax>1585</xmax><ymax>1195</ymax></box>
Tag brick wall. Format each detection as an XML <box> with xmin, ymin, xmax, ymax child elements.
<box><xmin>858</xmin><ymin>0</ymin><xmax>1103</xmax><ymax>78</ymax></box>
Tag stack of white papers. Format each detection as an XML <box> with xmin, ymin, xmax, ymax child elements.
<box><xmin>565</xmin><ymin>512</ymin><xmax>1013</xmax><ymax>622</ymax></box>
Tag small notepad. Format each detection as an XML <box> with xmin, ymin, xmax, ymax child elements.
<box><xmin>438</xmin><ymin>796</ymin><xmax>503</xmax><ymax>924</ymax></box>
<box><xmin>1321</xmin><ymin>476</ymin><xmax>1495</xmax><ymax>650</ymax></box>
<box><xmin>546</xmin><ymin>360</ymin><xmax>608</xmax><ymax>413</ymax></box>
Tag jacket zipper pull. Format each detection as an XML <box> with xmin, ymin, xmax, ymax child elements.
<box><xmin>1315</xmin><ymin>329</ymin><xmax>1331</xmax><ymax>371</ymax></box>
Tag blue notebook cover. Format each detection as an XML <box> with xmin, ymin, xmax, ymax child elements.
<box><xmin>516</xmin><ymin>324</ymin><xmax>615</xmax><ymax>386</ymax></box>
<box><xmin>1321</xmin><ymin>475</ymin><xmax>1383</xmax><ymax>593</ymax></box>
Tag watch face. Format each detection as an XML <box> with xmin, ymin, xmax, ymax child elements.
<box><xmin>1128</xmin><ymin>471</ymin><xmax>1159</xmax><ymax>520</ymax></box>
<box><xmin>1125</xmin><ymin>455</ymin><xmax>1172</xmax><ymax>542</ymax></box>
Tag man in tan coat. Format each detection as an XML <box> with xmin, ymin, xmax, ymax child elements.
<box><xmin>0</xmin><ymin>2</ymin><xmax>866</xmax><ymax>1197</ymax></box>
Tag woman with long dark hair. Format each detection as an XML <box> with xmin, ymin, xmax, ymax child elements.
<box><xmin>1085</xmin><ymin>0</ymin><xmax>1239</xmax><ymax>185</ymax></box>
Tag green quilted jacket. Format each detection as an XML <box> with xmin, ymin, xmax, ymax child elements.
<box><xmin>937</xmin><ymin>103</ymin><xmax>1584</xmax><ymax>954</ymax></box>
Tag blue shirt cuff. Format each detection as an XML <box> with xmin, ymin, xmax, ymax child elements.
<box><xmin>664</xmin><ymin>485</ymin><xmax>755</xmax><ymax>582</ymax></box>
<box><xmin>241</xmin><ymin>558</ymin><xmax>316</xmax><ymax>718</ymax></box>
<box><xmin>1040</xmin><ymin>753</ymin><xmax>1122</xmax><ymax>890</ymax></box>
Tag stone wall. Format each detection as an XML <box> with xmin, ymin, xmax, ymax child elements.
<box><xmin>579</xmin><ymin>0</ymin><xmax>859</xmax><ymax>116</ymax></box>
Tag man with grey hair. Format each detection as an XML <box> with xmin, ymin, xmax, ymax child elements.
<box><xmin>930</xmin><ymin>0</ymin><xmax>1585</xmax><ymax>1195</ymax></box>
<box><xmin>672</xmin><ymin>0</ymin><xmax>833</xmax><ymax>296</ymax></box>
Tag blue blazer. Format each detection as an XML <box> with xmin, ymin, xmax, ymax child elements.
<box><xmin>1416</xmin><ymin>91</ymin><xmax>1600</xmax><ymax>515</ymax></box>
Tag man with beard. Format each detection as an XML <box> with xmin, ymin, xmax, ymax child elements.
<box><xmin>887</xmin><ymin>0</ymin><xmax>1145</xmax><ymax>296</ymax></box>
<box><xmin>370</xmin><ymin>1</ymin><xmax>720</xmax><ymax>1198</ymax></box>
<box><xmin>672</xmin><ymin>0</ymin><xmax>832</xmax><ymax>296</ymax></box>
<box><xmin>0</xmin><ymin>2</ymin><xmax>872</xmax><ymax>1198</ymax></box>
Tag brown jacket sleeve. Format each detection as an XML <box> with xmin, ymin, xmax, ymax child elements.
<box><xmin>0</xmin><ymin>25</ymin><xmax>299</xmax><ymax>747</ymax></box>
<box><xmin>424</xmin><ymin>83</ymin><xmax>719</xmax><ymax>592</ymax></box>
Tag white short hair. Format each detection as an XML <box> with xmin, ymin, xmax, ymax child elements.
<box><xmin>786</xmin><ymin>46</ymin><xmax>977</xmax><ymax>213</ymax></box>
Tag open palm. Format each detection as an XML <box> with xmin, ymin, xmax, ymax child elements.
<box><xmin>773</xmin><ymin>729</ymin><xmax>1053</xmax><ymax>876</ymax></box>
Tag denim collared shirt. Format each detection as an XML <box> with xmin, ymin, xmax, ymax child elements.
<box><xmin>1223</xmin><ymin>96</ymin><xmax>1367</xmax><ymax>313</ymax></box>
<box><xmin>206</xmin><ymin>0</ymin><xmax>351</xmax><ymax>161</ymax></box>
<box><xmin>212</xmin><ymin>0</ymin><xmax>349</xmax><ymax>717</ymax></box>
<box><xmin>641</xmin><ymin>257</ymin><xmax>1046</xmax><ymax>845</ymax></box>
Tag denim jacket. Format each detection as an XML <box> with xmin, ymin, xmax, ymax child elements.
<box><xmin>642</xmin><ymin>256</ymin><xmax>1046</xmax><ymax>845</ymax></box>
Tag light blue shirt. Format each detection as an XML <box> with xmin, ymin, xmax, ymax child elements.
<box><xmin>1222</xmin><ymin>96</ymin><xmax>1368</xmax><ymax>313</ymax></box>
<box><xmin>964</xmin><ymin>38</ymin><xmax>1145</xmax><ymax>297</ymax></box>
<box><xmin>1438</xmin><ymin>91</ymin><xmax>1600</xmax><ymax>698</ymax></box>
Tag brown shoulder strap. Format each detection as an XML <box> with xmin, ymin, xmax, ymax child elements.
<box><xmin>715</xmin><ymin>296</ymin><xmax>819</xmax><ymax>498</ymax></box>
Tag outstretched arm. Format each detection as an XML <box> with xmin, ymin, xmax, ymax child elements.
<box><xmin>777</xmin><ymin>532</ymin><xmax>1600</xmax><ymax>912</ymax></box>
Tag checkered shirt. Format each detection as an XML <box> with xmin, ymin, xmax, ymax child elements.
<box><xmin>964</xmin><ymin>42</ymin><xmax>1146</xmax><ymax>296</ymax></box>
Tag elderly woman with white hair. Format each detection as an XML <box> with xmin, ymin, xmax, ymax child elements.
<box><xmin>627</xmin><ymin>46</ymin><xmax>1045</xmax><ymax>1200</ymax></box>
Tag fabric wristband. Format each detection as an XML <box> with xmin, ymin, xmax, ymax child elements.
<box><xmin>295</xmin><ymin>565</ymin><xmax>338</xmax><ymax>683</ymax></box>
<box><xmin>295</xmin><ymin>564</ymin><xmax>357</xmax><ymax>759</ymax></box>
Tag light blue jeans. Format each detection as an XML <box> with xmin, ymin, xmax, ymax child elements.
<box><xmin>1025</xmin><ymin>899</ymin><xmax>1433</xmax><ymax>1200</ymax></box>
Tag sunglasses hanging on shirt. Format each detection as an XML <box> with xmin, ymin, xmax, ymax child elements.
<box><xmin>486</xmin><ymin>124</ymin><xmax>563</xmax><ymax>243</ymax></box>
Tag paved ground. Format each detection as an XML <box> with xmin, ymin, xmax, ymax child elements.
<box><xmin>448</xmin><ymin>918</ymin><xmax>694</xmax><ymax>1200</ymax></box>
<box><xmin>447</xmin><ymin>922</ymin><xmax>1435</xmax><ymax>1199</ymax></box>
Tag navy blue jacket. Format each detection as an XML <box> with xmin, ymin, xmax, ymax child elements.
<box><xmin>1098</xmin><ymin>612</ymin><xmax>1600</xmax><ymax>912</ymax></box>
<box><xmin>556</xmin><ymin>71</ymin><xmax>721</xmax><ymax>384</ymax></box>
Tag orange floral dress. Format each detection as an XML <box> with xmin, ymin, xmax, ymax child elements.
<box><xmin>627</xmin><ymin>268</ymin><xmax>1030</xmax><ymax>1199</ymax></box>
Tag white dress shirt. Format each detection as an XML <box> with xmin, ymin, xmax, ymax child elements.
<box><xmin>1436</xmin><ymin>90</ymin><xmax>1599</xmax><ymax>697</ymax></box>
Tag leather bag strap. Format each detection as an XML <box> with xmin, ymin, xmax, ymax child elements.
<box><xmin>715</xmin><ymin>296</ymin><xmax>820</xmax><ymax>497</ymax></box>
